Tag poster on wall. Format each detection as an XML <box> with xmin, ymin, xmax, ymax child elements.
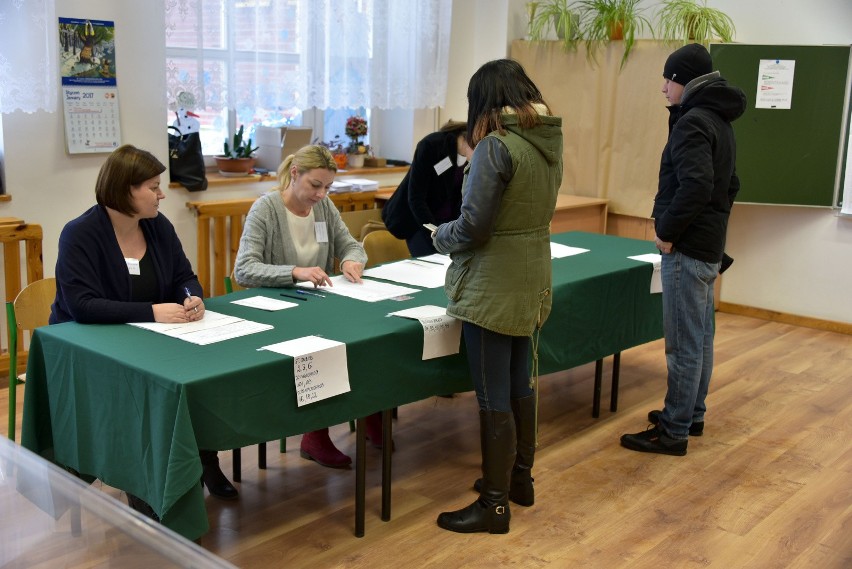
<box><xmin>755</xmin><ymin>59</ymin><xmax>796</xmax><ymax>110</ymax></box>
<box><xmin>59</xmin><ymin>17</ymin><xmax>122</xmax><ymax>154</ymax></box>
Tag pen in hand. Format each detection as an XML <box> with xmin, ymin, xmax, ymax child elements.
<box><xmin>184</xmin><ymin>287</ymin><xmax>199</xmax><ymax>313</ymax></box>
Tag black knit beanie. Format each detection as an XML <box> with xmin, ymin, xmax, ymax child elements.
<box><xmin>663</xmin><ymin>43</ymin><xmax>713</xmax><ymax>86</ymax></box>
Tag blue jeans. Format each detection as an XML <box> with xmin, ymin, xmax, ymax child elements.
<box><xmin>462</xmin><ymin>322</ymin><xmax>532</xmax><ymax>413</ymax></box>
<box><xmin>658</xmin><ymin>251</ymin><xmax>719</xmax><ymax>440</ymax></box>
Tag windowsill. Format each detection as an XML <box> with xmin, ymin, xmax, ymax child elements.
<box><xmin>168</xmin><ymin>165</ymin><xmax>409</xmax><ymax>190</ymax></box>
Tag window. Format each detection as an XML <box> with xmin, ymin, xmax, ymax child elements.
<box><xmin>165</xmin><ymin>0</ymin><xmax>451</xmax><ymax>156</ymax></box>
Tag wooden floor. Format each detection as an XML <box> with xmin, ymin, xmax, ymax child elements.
<box><xmin>3</xmin><ymin>312</ymin><xmax>851</xmax><ymax>568</ymax></box>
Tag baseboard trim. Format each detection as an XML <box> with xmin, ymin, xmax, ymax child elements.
<box><xmin>718</xmin><ymin>302</ymin><xmax>852</xmax><ymax>335</ymax></box>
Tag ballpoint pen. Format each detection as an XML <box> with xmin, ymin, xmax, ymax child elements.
<box><xmin>280</xmin><ymin>293</ymin><xmax>307</xmax><ymax>302</ymax></box>
<box><xmin>296</xmin><ymin>289</ymin><xmax>326</xmax><ymax>298</ymax></box>
<box><xmin>184</xmin><ymin>286</ymin><xmax>199</xmax><ymax>313</ymax></box>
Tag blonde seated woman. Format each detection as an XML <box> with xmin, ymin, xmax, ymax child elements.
<box><xmin>234</xmin><ymin>144</ymin><xmax>383</xmax><ymax>468</ymax></box>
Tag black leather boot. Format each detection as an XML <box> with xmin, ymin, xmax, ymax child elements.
<box><xmin>437</xmin><ymin>410</ymin><xmax>515</xmax><ymax>534</ymax></box>
<box><xmin>200</xmin><ymin>449</ymin><xmax>239</xmax><ymax>500</ymax></box>
<box><xmin>474</xmin><ymin>394</ymin><xmax>536</xmax><ymax>506</ymax></box>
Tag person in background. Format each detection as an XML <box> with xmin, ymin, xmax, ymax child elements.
<box><xmin>620</xmin><ymin>43</ymin><xmax>745</xmax><ymax>456</ymax></box>
<box><xmin>51</xmin><ymin>144</ymin><xmax>238</xmax><ymax>519</ymax></box>
<box><xmin>381</xmin><ymin>120</ymin><xmax>473</xmax><ymax>256</ymax></box>
<box><xmin>432</xmin><ymin>59</ymin><xmax>563</xmax><ymax>534</ymax></box>
<box><xmin>234</xmin><ymin>144</ymin><xmax>383</xmax><ymax>468</ymax></box>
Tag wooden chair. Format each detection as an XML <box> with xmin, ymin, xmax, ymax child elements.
<box><xmin>362</xmin><ymin>229</ymin><xmax>411</xmax><ymax>268</ymax></box>
<box><xmin>1</xmin><ymin>222</ymin><xmax>44</xmax><ymax>377</ymax></box>
<box><xmin>6</xmin><ymin>278</ymin><xmax>56</xmax><ymax>441</ymax></box>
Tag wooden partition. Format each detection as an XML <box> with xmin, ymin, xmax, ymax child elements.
<box><xmin>1</xmin><ymin>221</ymin><xmax>44</xmax><ymax>374</ymax></box>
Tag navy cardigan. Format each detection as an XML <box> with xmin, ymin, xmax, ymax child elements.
<box><xmin>50</xmin><ymin>205</ymin><xmax>202</xmax><ymax>324</ymax></box>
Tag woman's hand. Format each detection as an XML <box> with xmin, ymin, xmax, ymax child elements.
<box><xmin>292</xmin><ymin>266</ymin><xmax>332</xmax><ymax>287</ymax></box>
<box><xmin>183</xmin><ymin>295</ymin><xmax>205</xmax><ymax>321</ymax></box>
<box><xmin>341</xmin><ymin>260</ymin><xmax>364</xmax><ymax>283</ymax></box>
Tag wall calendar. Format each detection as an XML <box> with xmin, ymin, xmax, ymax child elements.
<box><xmin>59</xmin><ymin>17</ymin><xmax>121</xmax><ymax>154</ymax></box>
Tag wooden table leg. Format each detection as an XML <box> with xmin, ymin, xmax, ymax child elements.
<box><xmin>355</xmin><ymin>416</ymin><xmax>366</xmax><ymax>537</ymax></box>
<box><xmin>610</xmin><ymin>352</ymin><xmax>621</xmax><ymax>412</ymax></box>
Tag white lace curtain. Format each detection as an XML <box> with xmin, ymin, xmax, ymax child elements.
<box><xmin>165</xmin><ymin>0</ymin><xmax>452</xmax><ymax>114</ymax></box>
<box><xmin>0</xmin><ymin>0</ymin><xmax>58</xmax><ymax>114</ymax></box>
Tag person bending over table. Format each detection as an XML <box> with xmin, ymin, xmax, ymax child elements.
<box><xmin>432</xmin><ymin>59</ymin><xmax>563</xmax><ymax>535</ymax></box>
<box><xmin>381</xmin><ymin>120</ymin><xmax>473</xmax><ymax>256</ymax></box>
<box><xmin>50</xmin><ymin>144</ymin><xmax>239</xmax><ymax>517</ymax></box>
<box><xmin>234</xmin><ymin>144</ymin><xmax>383</xmax><ymax>469</ymax></box>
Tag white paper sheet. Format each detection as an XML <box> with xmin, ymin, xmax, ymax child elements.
<box><xmin>627</xmin><ymin>253</ymin><xmax>663</xmax><ymax>294</ymax></box>
<box><xmin>388</xmin><ymin>305</ymin><xmax>462</xmax><ymax>360</ymax></box>
<box><xmin>551</xmin><ymin>242</ymin><xmax>590</xmax><ymax>258</ymax></box>
<box><xmin>129</xmin><ymin>310</ymin><xmax>273</xmax><ymax>345</ymax></box>
<box><xmin>260</xmin><ymin>335</ymin><xmax>351</xmax><ymax>406</ymax></box>
<box><xmin>231</xmin><ymin>296</ymin><xmax>299</xmax><ymax>311</ymax></box>
<box><xmin>297</xmin><ymin>275</ymin><xmax>419</xmax><ymax>302</ymax></box>
<box><xmin>363</xmin><ymin>259</ymin><xmax>448</xmax><ymax>288</ymax></box>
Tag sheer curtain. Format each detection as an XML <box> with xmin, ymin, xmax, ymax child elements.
<box><xmin>0</xmin><ymin>0</ymin><xmax>58</xmax><ymax>114</ymax></box>
<box><xmin>165</xmin><ymin>0</ymin><xmax>452</xmax><ymax>116</ymax></box>
<box><xmin>301</xmin><ymin>0</ymin><xmax>452</xmax><ymax>110</ymax></box>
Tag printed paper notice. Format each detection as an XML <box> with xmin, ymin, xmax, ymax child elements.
<box><xmin>388</xmin><ymin>305</ymin><xmax>462</xmax><ymax>360</ymax></box>
<box><xmin>756</xmin><ymin>59</ymin><xmax>795</xmax><ymax>109</ymax></box>
<box><xmin>627</xmin><ymin>253</ymin><xmax>662</xmax><ymax>294</ymax></box>
<box><xmin>261</xmin><ymin>336</ymin><xmax>351</xmax><ymax>406</ymax></box>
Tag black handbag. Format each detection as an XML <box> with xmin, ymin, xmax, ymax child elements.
<box><xmin>168</xmin><ymin>126</ymin><xmax>208</xmax><ymax>192</ymax></box>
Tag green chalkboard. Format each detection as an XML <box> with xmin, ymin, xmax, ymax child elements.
<box><xmin>710</xmin><ymin>44</ymin><xmax>851</xmax><ymax>206</ymax></box>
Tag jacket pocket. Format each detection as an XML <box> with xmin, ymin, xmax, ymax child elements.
<box><xmin>445</xmin><ymin>250</ymin><xmax>473</xmax><ymax>302</ymax></box>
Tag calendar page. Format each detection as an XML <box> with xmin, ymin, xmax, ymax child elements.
<box><xmin>59</xmin><ymin>17</ymin><xmax>122</xmax><ymax>154</ymax></box>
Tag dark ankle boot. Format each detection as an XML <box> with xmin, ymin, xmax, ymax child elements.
<box><xmin>200</xmin><ymin>450</ymin><xmax>239</xmax><ymax>500</ymax></box>
<box><xmin>437</xmin><ymin>410</ymin><xmax>515</xmax><ymax>534</ymax></box>
<box><xmin>473</xmin><ymin>394</ymin><xmax>536</xmax><ymax>506</ymax></box>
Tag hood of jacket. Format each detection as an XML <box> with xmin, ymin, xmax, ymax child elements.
<box><xmin>500</xmin><ymin>112</ymin><xmax>563</xmax><ymax>167</ymax></box>
<box><xmin>673</xmin><ymin>72</ymin><xmax>747</xmax><ymax>124</ymax></box>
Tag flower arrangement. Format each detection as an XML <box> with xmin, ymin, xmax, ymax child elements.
<box><xmin>345</xmin><ymin>115</ymin><xmax>368</xmax><ymax>154</ymax></box>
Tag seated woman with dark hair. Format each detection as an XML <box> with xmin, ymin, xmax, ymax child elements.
<box><xmin>51</xmin><ymin>144</ymin><xmax>238</xmax><ymax>518</ymax></box>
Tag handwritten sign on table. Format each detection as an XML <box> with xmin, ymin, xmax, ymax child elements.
<box><xmin>261</xmin><ymin>335</ymin><xmax>351</xmax><ymax>406</ymax></box>
<box><xmin>388</xmin><ymin>305</ymin><xmax>462</xmax><ymax>360</ymax></box>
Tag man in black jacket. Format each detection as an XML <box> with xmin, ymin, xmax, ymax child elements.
<box><xmin>621</xmin><ymin>43</ymin><xmax>746</xmax><ymax>456</ymax></box>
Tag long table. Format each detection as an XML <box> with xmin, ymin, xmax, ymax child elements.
<box><xmin>21</xmin><ymin>232</ymin><xmax>662</xmax><ymax>541</ymax></box>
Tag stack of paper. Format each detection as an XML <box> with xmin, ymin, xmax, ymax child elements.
<box><xmin>329</xmin><ymin>181</ymin><xmax>353</xmax><ymax>193</ymax></box>
<box><xmin>340</xmin><ymin>178</ymin><xmax>379</xmax><ymax>192</ymax></box>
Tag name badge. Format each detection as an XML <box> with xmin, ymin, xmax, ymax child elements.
<box><xmin>125</xmin><ymin>258</ymin><xmax>140</xmax><ymax>275</ymax></box>
<box><xmin>314</xmin><ymin>221</ymin><xmax>329</xmax><ymax>243</ymax></box>
<box><xmin>433</xmin><ymin>156</ymin><xmax>452</xmax><ymax>176</ymax></box>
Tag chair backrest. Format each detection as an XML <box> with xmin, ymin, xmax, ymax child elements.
<box><xmin>224</xmin><ymin>268</ymin><xmax>246</xmax><ymax>294</ymax></box>
<box><xmin>361</xmin><ymin>230</ymin><xmax>410</xmax><ymax>269</ymax></box>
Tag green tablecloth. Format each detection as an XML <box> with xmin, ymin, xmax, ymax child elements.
<box><xmin>21</xmin><ymin>231</ymin><xmax>661</xmax><ymax>540</ymax></box>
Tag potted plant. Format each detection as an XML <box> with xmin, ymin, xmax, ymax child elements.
<box><xmin>214</xmin><ymin>125</ymin><xmax>258</xmax><ymax>176</ymax></box>
<box><xmin>345</xmin><ymin>115</ymin><xmax>368</xmax><ymax>168</ymax></box>
<box><xmin>527</xmin><ymin>0</ymin><xmax>582</xmax><ymax>51</ymax></box>
<box><xmin>576</xmin><ymin>0</ymin><xmax>651</xmax><ymax>67</ymax></box>
<box><xmin>655</xmin><ymin>0</ymin><xmax>735</xmax><ymax>45</ymax></box>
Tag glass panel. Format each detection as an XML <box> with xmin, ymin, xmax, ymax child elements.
<box><xmin>233</xmin><ymin>0</ymin><xmax>298</xmax><ymax>53</ymax></box>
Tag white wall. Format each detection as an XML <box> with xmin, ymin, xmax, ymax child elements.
<box><xmin>1</xmin><ymin>0</ymin><xmax>850</xmax><ymax>324</ymax></box>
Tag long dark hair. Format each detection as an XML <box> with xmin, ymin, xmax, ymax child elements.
<box><xmin>466</xmin><ymin>59</ymin><xmax>551</xmax><ymax>146</ymax></box>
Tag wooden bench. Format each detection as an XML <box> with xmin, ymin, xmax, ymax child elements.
<box><xmin>1</xmin><ymin>222</ymin><xmax>44</xmax><ymax>375</ymax></box>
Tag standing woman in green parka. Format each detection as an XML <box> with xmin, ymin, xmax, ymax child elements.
<box><xmin>432</xmin><ymin>59</ymin><xmax>563</xmax><ymax>534</ymax></box>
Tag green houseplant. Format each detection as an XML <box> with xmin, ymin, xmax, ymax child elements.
<box><xmin>576</xmin><ymin>0</ymin><xmax>652</xmax><ymax>67</ymax></box>
<box><xmin>655</xmin><ymin>0</ymin><xmax>735</xmax><ymax>45</ymax></box>
<box><xmin>215</xmin><ymin>125</ymin><xmax>259</xmax><ymax>175</ymax></box>
<box><xmin>527</xmin><ymin>0</ymin><xmax>582</xmax><ymax>51</ymax></box>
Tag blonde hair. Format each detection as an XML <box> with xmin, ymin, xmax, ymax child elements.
<box><xmin>276</xmin><ymin>144</ymin><xmax>337</xmax><ymax>191</ymax></box>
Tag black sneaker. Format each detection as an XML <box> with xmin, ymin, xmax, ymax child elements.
<box><xmin>620</xmin><ymin>426</ymin><xmax>687</xmax><ymax>456</ymax></box>
<box><xmin>647</xmin><ymin>409</ymin><xmax>704</xmax><ymax>436</ymax></box>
